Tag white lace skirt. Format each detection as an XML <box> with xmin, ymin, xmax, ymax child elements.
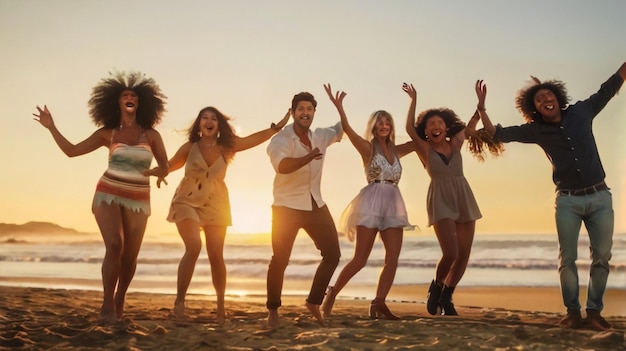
<box><xmin>339</xmin><ymin>182</ymin><xmax>409</xmax><ymax>242</ymax></box>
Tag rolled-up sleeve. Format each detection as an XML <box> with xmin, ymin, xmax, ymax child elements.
<box><xmin>267</xmin><ymin>134</ymin><xmax>290</xmax><ymax>172</ymax></box>
<box><xmin>329</xmin><ymin>121</ymin><xmax>343</xmax><ymax>143</ymax></box>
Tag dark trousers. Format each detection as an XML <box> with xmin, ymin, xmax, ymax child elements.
<box><xmin>266</xmin><ymin>201</ymin><xmax>341</xmax><ymax>309</ymax></box>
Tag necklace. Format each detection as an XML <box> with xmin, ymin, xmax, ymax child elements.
<box><xmin>204</xmin><ymin>140</ymin><xmax>217</xmax><ymax>151</ymax></box>
<box><xmin>120</xmin><ymin>120</ymin><xmax>137</xmax><ymax>129</ymax></box>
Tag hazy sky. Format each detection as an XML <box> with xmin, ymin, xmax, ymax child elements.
<box><xmin>1</xmin><ymin>0</ymin><xmax>625</xmax><ymax>239</ymax></box>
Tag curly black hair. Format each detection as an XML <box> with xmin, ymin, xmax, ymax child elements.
<box><xmin>88</xmin><ymin>71</ymin><xmax>167</xmax><ymax>129</ymax></box>
<box><xmin>187</xmin><ymin>106</ymin><xmax>237</xmax><ymax>162</ymax></box>
<box><xmin>466</xmin><ymin>127</ymin><xmax>505</xmax><ymax>162</ymax></box>
<box><xmin>515</xmin><ymin>80</ymin><xmax>569</xmax><ymax>122</ymax></box>
<box><xmin>415</xmin><ymin>108</ymin><xmax>465</xmax><ymax>141</ymax></box>
<box><xmin>417</xmin><ymin>109</ymin><xmax>504</xmax><ymax>161</ymax></box>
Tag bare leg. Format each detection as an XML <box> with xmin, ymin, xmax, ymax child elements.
<box><xmin>375</xmin><ymin>227</ymin><xmax>403</xmax><ymax>300</ymax></box>
<box><xmin>323</xmin><ymin>227</ymin><xmax>376</xmax><ymax>317</ymax></box>
<box><xmin>174</xmin><ymin>219</ymin><xmax>203</xmax><ymax>320</ymax></box>
<box><xmin>432</xmin><ymin>219</ymin><xmax>459</xmax><ymax>283</ymax></box>
<box><xmin>445</xmin><ymin>221</ymin><xmax>475</xmax><ymax>287</ymax></box>
<box><xmin>114</xmin><ymin>207</ymin><xmax>148</xmax><ymax>319</ymax></box>
<box><xmin>93</xmin><ymin>203</ymin><xmax>124</xmax><ymax>324</ymax></box>
<box><xmin>203</xmin><ymin>225</ymin><xmax>227</xmax><ymax>323</ymax></box>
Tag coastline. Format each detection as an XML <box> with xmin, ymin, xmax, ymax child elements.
<box><xmin>2</xmin><ymin>277</ymin><xmax>624</xmax><ymax>317</ymax></box>
<box><xmin>0</xmin><ymin>285</ymin><xmax>623</xmax><ymax>350</ymax></box>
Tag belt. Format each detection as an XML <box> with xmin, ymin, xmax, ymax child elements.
<box><xmin>371</xmin><ymin>180</ymin><xmax>397</xmax><ymax>185</ymax></box>
<box><xmin>557</xmin><ymin>182</ymin><xmax>608</xmax><ymax>196</ymax></box>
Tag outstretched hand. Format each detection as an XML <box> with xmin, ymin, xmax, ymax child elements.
<box><xmin>402</xmin><ymin>83</ymin><xmax>416</xmax><ymax>100</ymax></box>
<box><xmin>33</xmin><ymin>105</ymin><xmax>54</xmax><ymax>128</ymax></box>
<box><xmin>323</xmin><ymin>83</ymin><xmax>346</xmax><ymax>108</ymax></box>
<box><xmin>142</xmin><ymin>168</ymin><xmax>168</xmax><ymax>188</ymax></box>
<box><xmin>272</xmin><ymin>109</ymin><xmax>291</xmax><ymax>130</ymax></box>
<box><xmin>307</xmin><ymin>147</ymin><xmax>323</xmax><ymax>161</ymax></box>
<box><xmin>155</xmin><ymin>177</ymin><xmax>168</xmax><ymax>188</ymax></box>
<box><xmin>475</xmin><ymin>80</ymin><xmax>487</xmax><ymax>110</ymax></box>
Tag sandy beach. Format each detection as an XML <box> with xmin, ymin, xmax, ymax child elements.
<box><xmin>0</xmin><ymin>284</ymin><xmax>623</xmax><ymax>351</ymax></box>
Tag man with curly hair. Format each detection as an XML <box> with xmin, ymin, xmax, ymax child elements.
<box><xmin>32</xmin><ymin>71</ymin><xmax>170</xmax><ymax>324</ymax></box>
<box><xmin>481</xmin><ymin>62</ymin><xmax>626</xmax><ymax>331</ymax></box>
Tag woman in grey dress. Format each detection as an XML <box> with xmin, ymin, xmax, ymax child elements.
<box><xmin>402</xmin><ymin>81</ymin><xmax>502</xmax><ymax>316</ymax></box>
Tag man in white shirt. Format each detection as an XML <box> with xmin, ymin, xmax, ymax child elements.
<box><xmin>266</xmin><ymin>91</ymin><xmax>343</xmax><ymax>327</ymax></box>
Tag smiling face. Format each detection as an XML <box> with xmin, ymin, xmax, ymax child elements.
<box><xmin>292</xmin><ymin>100</ymin><xmax>315</xmax><ymax>132</ymax></box>
<box><xmin>374</xmin><ymin>115</ymin><xmax>392</xmax><ymax>140</ymax></box>
<box><xmin>118</xmin><ymin>89</ymin><xmax>139</xmax><ymax>114</ymax></box>
<box><xmin>533</xmin><ymin>88</ymin><xmax>561</xmax><ymax>123</ymax></box>
<box><xmin>424</xmin><ymin>115</ymin><xmax>447</xmax><ymax>143</ymax></box>
<box><xmin>198</xmin><ymin>110</ymin><xmax>219</xmax><ymax>138</ymax></box>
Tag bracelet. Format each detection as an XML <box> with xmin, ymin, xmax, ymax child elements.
<box><xmin>477</xmin><ymin>106</ymin><xmax>486</xmax><ymax>111</ymax></box>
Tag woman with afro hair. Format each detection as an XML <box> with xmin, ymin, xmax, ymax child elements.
<box><xmin>32</xmin><ymin>71</ymin><xmax>169</xmax><ymax>324</ymax></box>
<box><xmin>402</xmin><ymin>81</ymin><xmax>502</xmax><ymax>316</ymax></box>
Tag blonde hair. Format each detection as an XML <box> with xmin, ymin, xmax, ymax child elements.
<box><xmin>363</xmin><ymin>110</ymin><xmax>398</xmax><ymax>165</ymax></box>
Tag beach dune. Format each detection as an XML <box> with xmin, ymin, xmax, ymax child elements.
<box><xmin>0</xmin><ymin>285</ymin><xmax>623</xmax><ymax>350</ymax></box>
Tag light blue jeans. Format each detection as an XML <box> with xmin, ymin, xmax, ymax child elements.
<box><xmin>554</xmin><ymin>189</ymin><xmax>613</xmax><ymax>312</ymax></box>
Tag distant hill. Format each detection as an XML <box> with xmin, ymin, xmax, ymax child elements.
<box><xmin>0</xmin><ymin>221</ymin><xmax>83</xmax><ymax>236</ymax></box>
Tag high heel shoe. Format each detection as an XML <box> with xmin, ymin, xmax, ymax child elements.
<box><xmin>369</xmin><ymin>298</ymin><xmax>400</xmax><ymax>320</ymax></box>
<box><xmin>322</xmin><ymin>286</ymin><xmax>336</xmax><ymax>317</ymax></box>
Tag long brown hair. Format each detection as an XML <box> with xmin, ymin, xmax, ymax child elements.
<box><xmin>187</xmin><ymin>106</ymin><xmax>237</xmax><ymax>163</ymax></box>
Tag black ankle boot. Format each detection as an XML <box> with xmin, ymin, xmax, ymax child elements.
<box><xmin>440</xmin><ymin>285</ymin><xmax>458</xmax><ymax>316</ymax></box>
<box><xmin>426</xmin><ymin>279</ymin><xmax>443</xmax><ymax>315</ymax></box>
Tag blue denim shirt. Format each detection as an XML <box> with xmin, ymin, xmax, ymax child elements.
<box><xmin>495</xmin><ymin>73</ymin><xmax>623</xmax><ymax>190</ymax></box>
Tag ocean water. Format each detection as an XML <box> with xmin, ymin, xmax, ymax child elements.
<box><xmin>1</xmin><ymin>232</ymin><xmax>625</xmax><ymax>298</ymax></box>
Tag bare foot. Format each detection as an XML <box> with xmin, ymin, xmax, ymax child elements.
<box><xmin>267</xmin><ymin>309</ymin><xmax>279</xmax><ymax>328</ymax></box>
<box><xmin>114</xmin><ymin>292</ymin><xmax>125</xmax><ymax>319</ymax></box>
<box><xmin>216</xmin><ymin>302</ymin><xmax>225</xmax><ymax>325</ymax></box>
<box><xmin>305</xmin><ymin>302</ymin><xmax>325</xmax><ymax>326</ymax></box>
<box><xmin>322</xmin><ymin>287</ymin><xmax>336</xmax><ymax>317</ymax></box>
<box><xmin>98</xmin><ymin>307</ymin><xmax>117</xmax><ymax>325</ymax></box>
<box><xmin>173</xmin><ymin>300</ymin><xmax>186</xmax><ymax>321</ymax></box>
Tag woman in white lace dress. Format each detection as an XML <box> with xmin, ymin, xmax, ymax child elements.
<box><xmin>321</xmin><ymin>84</ymin><xmax>416</xmax><ymax>320</ymax></box>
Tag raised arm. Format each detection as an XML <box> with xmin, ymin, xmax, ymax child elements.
<box><xmin>466</xmin><ymin>80</ymin><xmax>505</xmax><ymax>161</ymax></box>
<box><xmin>232</xmin><ymin>110</ymin><xmax>291</xmax><ymax>152</ymax></box>
<box><xmin>475</xmin><ymin>80</ymin><xmax>496</xmax><ymax>136</ymax></box>
<box><xmin>32</xmin><ymin>105</ymin><xmax>107</xmax><ymax>157</ymax></box>
<box><xmin>323</xmin><ymin>84</ymin><xmax>370</xmax><ymax>162</ymax></box>
<box><xmin>402</xmin><ymin>83</ymin><xmax>420</xmax><ymax>142</ymax></box>
<box><xmin>402</xmin><ymin>83</ymin><xmax>429</xmax><ymax>163</ymax></box>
